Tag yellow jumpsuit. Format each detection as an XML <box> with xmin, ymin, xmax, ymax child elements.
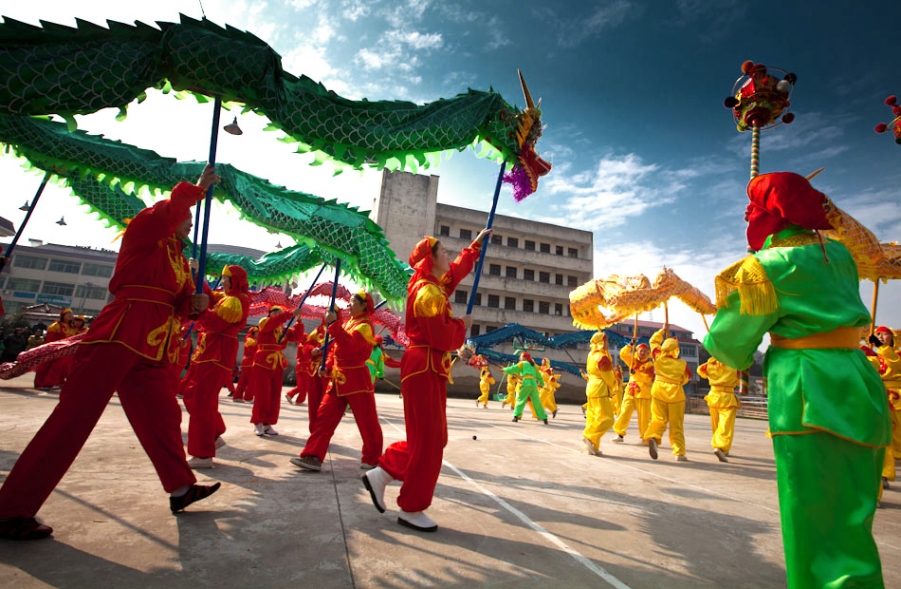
<box><xmin>538</xmin><ymin>359</ymin><xmax>559</xmax><ymax>417</ymax></box>
<box><xmin>582</xmin><ymin>333</ymin><xmax>615</xmax><ymax>452</ymax></box>
<box><xmin>867</xmin><ymin>345</ymin><xmax>901</xmax><ymax>487</ymax></box>
<box><xmin>614</xmin><ymin>344</ymin><xmax>654</xmax><ymax>442</ymax></box>
<box><xmin>698</xmin><ymin>358</ymin><xmax>741</xmax><ymax>454</ymax></box>
<box><xmin>644</xmin><ymin>329</ymin><xmax>691</xmax><ymax>457</ymax></box>
<box><xmin>477</xmin><ymin>367</ymin><xmax>496</xmax><ymax>408</ymax></box>
<box><xmin>502</xmin><ymin>373</ymin><xmax>520</xmax><ymax>408</ymax></box>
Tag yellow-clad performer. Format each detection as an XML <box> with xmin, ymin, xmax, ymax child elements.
<box><xmin>698</xmin><ymin>357</ymin><xmax>740</xmax><ymax>462</ymax></box>
<box><xmin>538</xmin><ymin>358</ymin><xmax>559</xmax><ymax>418</ymax></box>
<box><xmin>612</xmin><ymin>342</ymin><xmax>654</xmax><ymax>444</ymax></box>
<box><xmin>501</xmin><ymin>372</ymin><xmax>519</xmax><ymax>409</ymax></box>
<box><xmin>863</xmin><ymin>326</ymin><xmax>901</xmax><ymax>494</ymax></box>
<box><xmin>611</xmin><ymin>363</ymin><xmax>624</xmax><ymax>416</ymax></box>
<box><xmin>582</xmin><ymin>333</ymin><xmax>616</xmax><ymax>455</ymax></box>
<box><xmin>645</xmin><ymin>328</ymin><xmax>691</xmax><ymax>461</ymax></box>
<box><xmin>476</xmin><ymin>366</ymin><xmax>495</xmax><ymax>408</ymax></box>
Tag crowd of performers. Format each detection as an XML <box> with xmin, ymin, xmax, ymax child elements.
<box><xmin>0</xmin><ymin>167</ymin><xmax>897</xmax><ymax>587</ymax></box>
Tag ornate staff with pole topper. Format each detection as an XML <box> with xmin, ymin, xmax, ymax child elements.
<box><xmin>723</xmin><ymin>60</ymin><xmax>797</xmax><ymax>392</ymax></box>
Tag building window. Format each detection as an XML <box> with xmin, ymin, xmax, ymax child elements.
<box><xmin>490</xmin><ymin>234</ymin><xmax>503</xmax><ymax>245</ymax></box>
<box><xmin>459</xmin><ymin>228</ymin><xmax>472</xmax><ymax>240</ymax></box>
<box><xmin>555</xmin><ymin>274</ymin><xmax>563</xmax><ymax>285</ymax></box>
<box><xmin>567</xmin><ymin>275</ymin><xmax>578</xmax><ymax>287</ymax></box>
<box><xmin>523</xmin><ymin>269</ymin><xmax>535</xmax><ymax>281</ymax></box>
<box><xmin>75</xmin><ymin>284</ymin><xmax>107</xmax><ymax>300</ymax></box>
<box><xmin>13</xmin><ymin>255</ymin><xmax>47</xmax><ymax>270</ymax></box>
<box><xmin>439</xmin><ymin>225</ymin><xmax>450</xmax><ymax>236</ymax></box>
<box><xmin>540</xmin><ymin>243</ymin><xmax>551</xmax><ymax>253</ymax></box>
<box><xmin>6</xmin><ymin>277</ymin><xmax>42</xmax><ymax>293</ymax></box>
<box><xmin>539</xmin><ymin>301</ymin><xmax>550</xmax><ymax>314</ymax></box>
<box><xmin>474</xmin><ymin>293</ymin><xmax>482</xmax><ymax>306</ymax></box>
<box><xmin>454</xmin><ymin>290</ymin><xmax>467</xmax><ymax>304</ymax></box>
<box><xmin>504</xmin><ymin>296</ymin><xmax>516</xmax><ymax>310</ymax></box>
<box><xmin>489</xmin><ymin>264</ymin><xmax>501</xmax><ymax>276</ymax></box>
<box><xmin>40</xmin><ymin>281</ymin><xmax>75</xmax><ymax>296</ymax></box>
<box><xmin>525</xmin><ymin>240</ymin><xmax>536</xmax><ymax>251</ymax></box>
<box><xmin>81</xmin><ymin>263</ymin><xmax>113</xmax><ymax>278</ymax></box>
<box><xmin>471</xmin><ymin>324</ymin><xmax>481</xmax><ymax>336</ymax></box>
<box><xmin>680</xmin><ymin>345</ymin><xmax>697</xmax><ymax>357</ymax></box>
<box><xmin>486</xmin><ymin>325</ymin><xmax>497</xmax><ymax>333</ymax></box>
<box><xmin>539</xmin><ymin>271</ymin><xmax>550</xmax><ymax>283</ymax></box>
<box><xmin>507</xmin><ymin>237</ymin><xmax>519</xmax><ymax>248</ymax></box>
<box><xmin>556</xmin><ymin>245</ymin><xmax>564</xmax><ymax>256</ymax></box>
<box><xmin>48</xmin><ymin>259</ymin><xmax>82</xmax><ymax>274</ymax></box>
<box><xmin>0</xmin><ymin>276</ymin><xmax>5</xmax><ymax>289</ymax></box>
<box><xmin>505</xmin><ymin>266</ymin><xmax>517</xmax><ymax>279</ymax></box>
<box><xmin>568</xmin><ymin>247</ymin><xmax>578</xmax><ymax>258</ymax></box>
<box><xmin>555</xmin><ymin>303</ymin><xmax>564</xmax><ymax>316</ymax></box>
<box><xmin>487</xmin><ymin>294</ymin><xmax>500</xmax><ymax>308</ymax></box>
<box><xmin>523</xmin><ymin>299</ymin><xmax>534</xmax><ymax>313</ymax></box>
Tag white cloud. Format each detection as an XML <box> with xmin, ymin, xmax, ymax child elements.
<box><xmin>543</xmin><ymin>1</ymin><xmax>636</xmax><ymax>49</ymax></box>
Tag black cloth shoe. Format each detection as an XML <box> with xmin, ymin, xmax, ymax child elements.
<box><xmin>0</xmin><ymin>517</ymin><xmax>53</xmax><ymax>540</ymax></box>
<box><xmin>170</xmin><ymin>483</ymin><xmax>222</xmax><ymax>513</ymax></box>
<box><xmin>512</xmin><ymin>416</ymin><xmax>520</xmax><ymax>422</ymax></box>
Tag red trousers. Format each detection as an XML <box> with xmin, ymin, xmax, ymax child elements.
<box><xmin>306</xmin><ymin>374</ymin><xmax>327</xmax><ymax>434</ymax></box>
<box><xmin>250</xmin><ymin>366</ymin><xmax>283</xmax><ymax>425</ymax></box>
<box><xmin>182</xmin><ymin>362</ymin><xmax>228</xmax><ymax>458</ymax></box>
<box><xmin>233</xmin><ymin>366</ymin><xmax>254</xmax><ymax>401</ymax></box>
<box><xmin>301</xmin><ymin>391</ymin><xmax>383</xmax><ymax>465</ymax></box>
<box><xmin>380</xmin><ymin>370</ymin><xmax>447</xmax><ymax>512</ymax></box>
<box><xmin>0</xmin><ymin>343</ymin><xmax>196</xmax><ymax>519</ymax></box>
<box><xmin>285</xmin><ymin>365</ymin><xmax>309</xmax><ymax>403</ymax></box>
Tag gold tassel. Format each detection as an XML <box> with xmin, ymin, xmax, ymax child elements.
<box><xmin>215</xmin><ymin>296</ymin><xmax>244</xmax><ymax>323</ymax></box>
<box><xmin>715</xmin><ymin>256</ymin><xmax>778</xmax><ymax>316</ymax></box>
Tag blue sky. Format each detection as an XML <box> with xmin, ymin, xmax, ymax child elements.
<box><xmin>1</xmin><ymin>0</ymin><xmax>900</xmax><ymax>340</ymax></box>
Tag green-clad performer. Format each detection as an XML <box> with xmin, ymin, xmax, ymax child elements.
<box><xmin>704</xmin><ymin>171</ymin><xmax>891</xmax><ymax>589</ymax></box>
<box><xmin>504</xmin><ymin>352</ymin><xmax>548</xmax><ymax>424</ymax></box>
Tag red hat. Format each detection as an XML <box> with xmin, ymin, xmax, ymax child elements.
<box><xmin>636</xmin><ymin>343</ymin><xmax>649</xmax><ymax>350</ymax></box>
<box><xmin>222</xmin><ymin>265</ymin><xmax>249</xmax><ymax>294</ymax></box>
<box><xmin>354</xmin><ymin>290</ymin><xmax>375</xmax><ymax>315</ymax></box>
<box><xmin>520</xmin><ymin>352</ymin><xmax>533</xmax><ymax>362</ymax></box>
<box><xmin>745</xmin><ymin>172</ymin><xmax>833</xmax><ymax>251</ymax></box>
<box><xmin>875</xmin><ymin>326</ymin><xmax>894</xmax><ymax>335</ymax></box>
<box><xmin>409</xmin><ymin>236</ymin><xmax>438</xmax><ymax>275</ymax></box>
<box><xmin>374</xmin><ymin>335</ymin><xmax>384</xmax><ymax>345</ymax></box>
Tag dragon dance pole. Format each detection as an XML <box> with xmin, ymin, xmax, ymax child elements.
<box><xmin>3</xmin><ymin>172</ymin><xmax>51</xmax><ymax>269</ymax></box>
<box><xmin>465</xmin><ymin>161</ymin><xmax>506</xmax><ymax>322</ymax></box>
<box><xmin>319</xmin><ymin>259</ymin><xmax>342</xmax><ymax>372</ymax></box>
<box><xmin>278</xmin><ymin>261</ymin><xmax>329</xmax><ymax>343</ymax></box>
<box><xmin>195</xmin><ymin>97</ymin><xmax>223</xmax><ymax>294</ymax></box>
<box><xmin>870</xmin><ymin>279</ymin><xmax>880</xmax><ymax>336</ymax></box>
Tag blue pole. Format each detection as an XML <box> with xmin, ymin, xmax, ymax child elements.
<box><xmin>318</xmin><ymin>259</ymin><xmax>342</xmax><ymax>371</ymax></box>
<box><xmin>195</xmin><ymin>97</ymin><xmax>223</xmax><ymax>294</ymax></box>
<box><xmin>465</xmin><ymin>161</ymin><xmax>505</xmax><ymax>316</ymax></box>
<box><xmin>277</xmin><ymin>261</ymin><xmax>329</xmax><ymax>343</ymax></box>
<box><xmin>3</xmin><ymin>172</ymin><xmax>51</xmax><ymax>270</ymax></box>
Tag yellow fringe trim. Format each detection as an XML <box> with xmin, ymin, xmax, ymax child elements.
<box><xmin>412</xmin><ymin>281</ymin><xmax>448</xmax><ymax>319</ymax></box>
<box><xmin>715</xmin><ymin>255</ymin><xmax>778</xmax><ymax>316</ymax></box>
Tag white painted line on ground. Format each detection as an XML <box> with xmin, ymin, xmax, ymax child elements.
<box><xmin>380</xmin><ymin>416</ymin><xmax>633</xmax><ymax>589</ymax></box>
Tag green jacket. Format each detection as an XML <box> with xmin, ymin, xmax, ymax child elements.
<box><xmin>704</xmin><ymin>226</ymin><xmax>891</xmax><ymax>447</ymax></box>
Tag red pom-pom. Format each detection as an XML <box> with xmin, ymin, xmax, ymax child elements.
<box><xmin>782</xmin><ymin>113</ymin><xmax>795</xmax><ymax>124</ymax></box>
<box><xmin>752</xmin><ymin>64</ymin><xmax>767</xmax><ymax>75</ymax></box>
<box><xmin>875</xmin><ymin>123</ymin><xmax>888</xmax><ymax>133</ymax></box>
<box><xmin>741</xmin><ymin>61</ymin><xmax>755</xmax><ymax>74</ymax></box>
<box><xmin>886</xmin><ymin>95</ymin><xmax>898</xmax><ymax>106</ymax></box>
<box><xmin>892</xmin><ymin>106</ymin><xmax>901</xmax><ymax>116</ymax></box>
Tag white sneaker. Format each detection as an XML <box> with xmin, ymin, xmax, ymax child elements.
<box><xmin>215</xmin><ymin>437</ymin><xmax>226</xmax><ymax>449</ymax></box>
<box><xmin>676</xmin><ymin>455</ymin><xmax>688</xmax><ymax>462</ymax></box>
<box><xmin>361</xmin><ymin>466</ymin><xmax>393</xmax><ymax>513</ymax></box>
<box><xmin>582</xmin><ymin>437</ymin><xmax>599</xmax><ymax>456</ymax></box>
<box><xmin>713</xmin><ymin>448</ymin><xmax>728</xmax><ymax>463</ymax></box>
<box><xmin>253</xmin><ymin>423</ymin><xmax>265</xmax><ymax>436</ymax></box>
<box><xmin>263</xmin><ymin>425</ymin><xmax>279</xmax><ymax>436</ymax></box>
<box><xmin>397</xmin><ymin>510</ymin><xmax>437</xmax><ymax>532</ymax></box>
<box><xmin>188</xmin><ymin>456</ymin><xmax>214</xmax><ymax>470</ymax></box>
<box><xmin>285</xmin><ymin>394</ymin><xmax>293</xmax><ymax>405</ymax></box>
<box><xmin>611</xmin><ymin>435</ymin><xmax>624</xmax><ymax>443</ymax></box>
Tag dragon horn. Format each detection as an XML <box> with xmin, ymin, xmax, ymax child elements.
<box><xmin>518</xmin><ymin>69</ymin><xmax>535</xmax><ymax>110</ymax></box>
<box><xmin>806</xmin><ymin>168</ymin><xmax>825</xmax><ymax>181</ymax></box>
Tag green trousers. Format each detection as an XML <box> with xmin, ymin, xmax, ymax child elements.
<box><xmin>773</xmin><ymin>432</ymin><xmax>885</xmax><ymax>588</ymax></box>
<box><xmin>513</xmin><ymin>384</ymin><xmax>546</xmax><ymax>420</ymax></box>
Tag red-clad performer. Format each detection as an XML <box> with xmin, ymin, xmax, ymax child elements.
<box><xmin>362</xmin><ymin>229</ymin><xmax>489</xmax><ymax>532</ymax></box>
<box><xmin>0</xmin><ymin>165</ymin><xmax>222</xmax><ymax>540</ymax></box>
<box><xmin>249</xmin><ymin>306</ymin><xmax>302</xmax><ymax>436</ymax></box>
<box><xmin>292</xmin><ymin>291</ymin><xmax>382</xmax><ymax>470</ymax></box>
<box><xmin>232</xmin><ymin>326</ymin><xmax>258</xmax><ymax>402</ymax></box>
<box><xmin>33</xmin><ymin>308</ymin><xmax>76</xmax><ymax>389</ymax></box>
<box><xmin>284</xmin><ymin>321</ymin><xmax>311</xmax><ymax>405</ymax></box>
<box><xmin>300</xmin><ymin>322</ymin><xmax>329</xmax><ymax>433</ymax></box>
<box><xmin>181</xmin><ymin>265</ymin><xmax>250</xmax><ymax>468</ymax></box>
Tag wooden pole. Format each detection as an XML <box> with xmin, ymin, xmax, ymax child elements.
<box><xmin>870</xmin><ymin>279</ymin><xmax>880</xmax><ymax>335</ymax></box>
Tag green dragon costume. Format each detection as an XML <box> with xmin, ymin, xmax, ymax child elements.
<box><xmin>0</xmin><ymin>14</ymin><xmax>550</xmax><ymax>300</ymax></box>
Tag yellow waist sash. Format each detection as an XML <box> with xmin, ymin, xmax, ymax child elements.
<box><xmin>770</xmin><ymin>326</ymin><xmax>859</xmax><ymax>350</ymax></box>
